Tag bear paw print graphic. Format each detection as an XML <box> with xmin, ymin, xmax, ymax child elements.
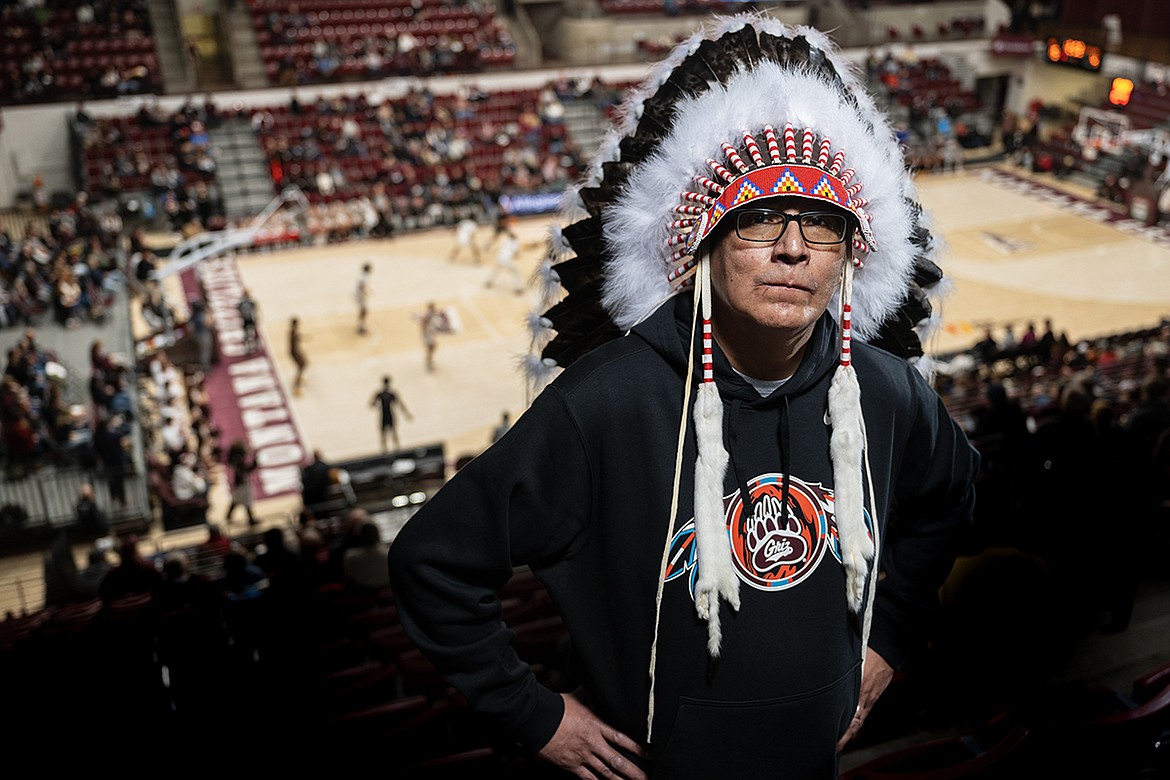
<box><xmin>744</xmin><ymin>492</ymin><xmax>808</xmax><ymax>573</ymax></box>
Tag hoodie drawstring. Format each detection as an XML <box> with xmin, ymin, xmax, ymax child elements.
<box><xmin>779</xmin><ymin>395</ymin><xmax>792</xmax><ymax>528</ymax></box>
<box><xmin>727</xmin><ymin>394</ymin><xmax>793</xmax><ymax>539</ymax></box>
<box><xmin>726</xmin><ymin>398</ymin><xmax>753</xmax><ymax>538</ymax></box>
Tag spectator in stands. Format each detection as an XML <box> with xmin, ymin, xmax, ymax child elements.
<box><xmin>90</xmin><ymin>338</ymin><xmax>119</xmax><ymax>383</ymax></box>
<box><xmin>1028</xmin><ymin>378</ymin><xmax>1099</xmax><ymax>564</ymax></box>
<box><xmin>217</xmin><ymin>548</ymin><xmax>266</xmax><ymax>601</ymax></box>
<box><xmin>254</xmin><ymin>527</ymin><xmax>306</xmax><ymax>596</ymax></box>
<box><xmin>134</xmin><ymin>250</ymin><xmax>158</xmax><ymax>288</ymax></box>
<box><xmin>76</xmin><ymin>547</ymin><xmax>113</xmax><ymax>601</ymax></box>
<box><xmin>188</xmin><ymin>299</ymin><xmax>213</xmax><ymax>373</ymax></box>
<box><xmin>159</xmin><ymin>407</ymin><xmax>187</xmax><ymax>458</ymax></box>
<box><xmin>934</xmin><ymin>522</ymin><xmax>1055</xmax><ymax>718</ymax></box>
<box><xmin>42</xmin><ymin>531</ymin><xmax>82</xmax><ymax>607</ymax></box>
<box><xmin>224</xmin><ymin>439</ymin><xmax>257</xmax><ymax>527</ymax></box>
<box><xmin>1019</xmin><ymin>322</ymin><xmax>1038</xmax><ymax>352</ymax></box>
<box><xmin>343</xmin><ymin>519</ymin><xmax>390</xmax><ymax>591</ymax></box>
<box><xmin>1125</xmin><ymin>376</ymin><xmax>1170</xmax><ymax>459</ymax></box>
<box><xmin>1001</xmin><ymin>323</ymin><xmax>1017</xmax><ymax>351</ymax></box>
<box><xmin>99</xmin><ymin>536</ymin><xmax>162</xmax><ymax>601</ymax></box>
<box><xmin>492</xmin><ymin>411</ymin><xmax>511</xmax><ymax>444</ymax></box>
<box><xmin>300</xmin><ymin>449</ymin><xmax>334</xmax><ymax>508</ymax></box>
<box><xmin>0</xmin><ymin>283</ymin><xmax>16</xmax><ymax>329</ymax></box>
<box><xmin>75</xmin><ymin>482</ymin><xmax>110</xmax><ymax>537</ymax></box>
<box><xmin>973</xmin><ymin>327</ymin><xmax>999</xmax><ymax>363</ymax></box>
<box><xmin>94</xmin><ymin>415</ymin><xmax>129</xmax><ymax>507</ymax></box>
<box><xmin>172</xmin><ymin>451</ymin><xmax>209</xmax><ymax>502</ymax></box>
<box><xmin>154</xmin><ymin>550</ymin><xmax>213</xmax><ymax>611</ymax></box>
<box><xmin>141</xmin><ymin>287</ymin><xmax>174</xmax><ymax>336</ymax></box>
<box><xmin>294</xmin><ymin>508</ymin><xmax>330</xmax><ymax>584</ymax></box>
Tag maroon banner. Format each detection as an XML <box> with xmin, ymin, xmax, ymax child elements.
<box><xmin>180</xmin><ymin>256</ymin><xmax>308</xmax><ymax>500</ymax></box>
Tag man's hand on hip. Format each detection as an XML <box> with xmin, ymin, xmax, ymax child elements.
<box><xmin>537</xmin><ymin>691</ymin><xmax>649</xmax><ymax>779</ymax></box>
<box><xmin>837</xmin><ymin>646</ymin><xmax>895</xmax><ymax>752</ymax></box>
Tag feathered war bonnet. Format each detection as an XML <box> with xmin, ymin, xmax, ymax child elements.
<box><xmin>528</xmin><ymin>15</ymin><xmax>944</xmax><ymax>739</ymax></box>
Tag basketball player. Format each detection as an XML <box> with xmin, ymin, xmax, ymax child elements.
<box><xmin>450</xmin><ymin>217</ymin><xmax>482</xmax><ymax>264</ymax></box>
<box><xmin>485</xmin><ymin>233</ymin><xmax>523</xmax><ymax>294</ymax></box>
<box><xmin>356</xmin><ymin>262</ymin><xmax>372</xmax><ymax>335</ymax></box>
<box><xmin>289</xmin><ymin>317</ymin><xmax>307</xmax><ymax>394</ymax></box>
<box><xmin>371</xmin><ymin>375</ymin><xmax>413</xmax><ymax>452</ymax></box>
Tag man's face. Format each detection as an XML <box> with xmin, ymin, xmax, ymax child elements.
<box><xmin>709</xmin><ymin>196</ymin><xmax>848</xmax><ymax>338</ymax></box>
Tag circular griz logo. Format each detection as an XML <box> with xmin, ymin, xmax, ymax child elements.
<box><xmin>664</xmin><ymin>473</ymin><xmax>870</xmax><ymax>596</ymax></box>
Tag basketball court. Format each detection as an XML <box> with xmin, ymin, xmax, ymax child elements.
<box><xmin>236</xmin><ymin>217</ymin><xmax>551</xmax><ymax>466</ymax></box>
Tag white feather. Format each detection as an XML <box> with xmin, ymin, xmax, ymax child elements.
<box><xmin>547</xmin><ymin>223</ymin><xmax>572</xmax><ymax>258</ymax></box>
<box><xmin>519</xmin><ymin>353</ymin><xmax>560</xmax><ymax>400</ymax></box>
<box><xmin>526</xmin><ymin>312</ymin><xmax>554</xmax><ymax>343</ymax></box>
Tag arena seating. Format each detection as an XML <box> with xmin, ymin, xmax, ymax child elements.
<box><xmin>938</xmin><ymin>324</ymin><xmax>1164</xmax><ymax>425</ymax></box>
<box><xmin>66</xmin><ymin>55</ymin><xmax>994</xmax><ymax>232</ymax></box>
<box><xmin>882</xmin><ymin>58</ymin><xmax>983</xmax><ymax>116</ymax></box>
<box><xmin>254</xmin><ymin>85</ymin><xmax>581</xmax><ymax>214</ymax></box>
<box><xmin>0</xmin><ymin>0</ymin><xmax>160</xmax><ymax>104</ymax></box>
<box><xmin>246</xmin><ymin>0</ymin><xmax>516</xmax><ymax>86</ymax></box>
<box><xmin>78</xmin><ymin>117</ymin><xmax>175</xmax><ymax>195</ymax></box>
<box><xmin>842</xmin><ymin>715</ymin><xmax>1031</xmax><ymax>779</ymax></box>
<box><xmin>598</xmin><ymin>0</ymin><xmax>728</xmax><ymax>16</ymax></box>
<box><xmin>1</xmin><ymin>510</ymin><xmax>571</xmax><ymax>770</ymax></box>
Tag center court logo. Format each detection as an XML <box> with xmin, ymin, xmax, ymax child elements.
<box><xmin>665</xmin><ymin>473</ymin><xmax>867</xmax><ymax>598</ymax></box>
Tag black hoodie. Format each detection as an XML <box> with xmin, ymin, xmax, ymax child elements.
<box><xmin>388</xmin><ymin>295</ymin><xmax>978</xmax><ymax>775</ymax></box>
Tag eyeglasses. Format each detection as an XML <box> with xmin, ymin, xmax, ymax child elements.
<box><xmin>733</xmin><ymin>209</ymin><xmax>850</xmax><ymax>246</ymax></box>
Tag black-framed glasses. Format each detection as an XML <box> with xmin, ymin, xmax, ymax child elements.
<box><xmin>734</xmin><ymin>209</ymin><xmax>849</xmax><ymax>246</ymax></box>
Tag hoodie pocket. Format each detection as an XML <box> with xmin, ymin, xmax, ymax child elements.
<box><xmin>653</xmin><ymin>662</ymin><xmax>860</xmax><ymax>778</ymax></box>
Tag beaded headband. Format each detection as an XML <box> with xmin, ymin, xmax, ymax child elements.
<box><xmin>668</xmin><ymin>125</ymin><xmax>875</xmax><ymax>287</ymax></box>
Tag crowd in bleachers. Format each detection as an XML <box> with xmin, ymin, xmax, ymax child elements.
<box><xmin>865</xmin><ymin>50</ymin><xmax>990</xmax><ymax>171</ymax></box>
<box><xmin>0</xmin><ymin>175</ymin><xmax>230</xmax><ymax>537</ymax></box>
<box><xmin>1</xmin><ymin>0</ymin><xmax>159</xmax><ymax>104</ymax></box>
<box><xmin>6</xmin><ymin>499</ymin><xmax>571</xmax><ymax>769</ymax></box>
<box><xmin>250</xmin><ymin>82</ymin><xmax>586</xmax><ymax>236</ymax></box>
<box><xmin>1</xmin><ymin>190</ymin><xmax>132</xmax><ymax>481</ymax></box>
<box><xmin>936</xmin><ymin>317</ymin><xmax>1170</xmax><ymax>636</ymax></box>
<box><xmin>136</xmin><ymin>351</ymin><xmax>220</xmax><ymax>530</ymax></box>
<box><xmin>65</xmin><ymin>77</ymin><xmax>597</xmax><ymax>242</ymax></box>
<box><xmin>881</xmin><ymin>13</ymin><xmax>986</xmax><ymax>43</ymax></box>
<box><xmin>0</xmin><ymin>327</ymin><xmax>138</xmax><ymax>491</ymax></box>
<box><xmin>75</xmin><ymin>98</ymin><xmax>227</xmax><ymax>233</ymax></box>
<box><xmin>0</xmin><ymin>198</ymin><xmax>121</xmax><ymax>332</ymax></box>
<box><xmin>249</xmin><ymin>0</ymin><xmax>516</xmax><ymax>87</ymax></box>
<box><xmin>600</xmin><ymin>0</ymin><xmax>726</xmax><ymax>17</ymax></box>
<box><xmin>2</xmin><ymin>329</ymin><xmax>72</xmax><ymax>476</ymax></box>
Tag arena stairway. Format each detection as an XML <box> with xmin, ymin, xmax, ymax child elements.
<box><xmin>147</xmin><ymin>0</ymin><xmax>196</xmax><ymax>94</ymax></box>
<box><xmin>223</xmin><ymin>0</ymin><xmax>269</xmax><ymax>90</ymax></box>
<box><xmin>210</xmin><ymin>119</ymin><xmax>278</xmax><ymax>219</ymax></box>
<box><xmin>561</xmin><ymin>98</ymin><xmax>607</xmax><ymax>159</ymax></box>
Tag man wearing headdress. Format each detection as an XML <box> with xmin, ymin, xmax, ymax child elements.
<box><xmin>389</xmin><ymin>18</ymin><xmax>977</xmax><ymax>777</ymax></box>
